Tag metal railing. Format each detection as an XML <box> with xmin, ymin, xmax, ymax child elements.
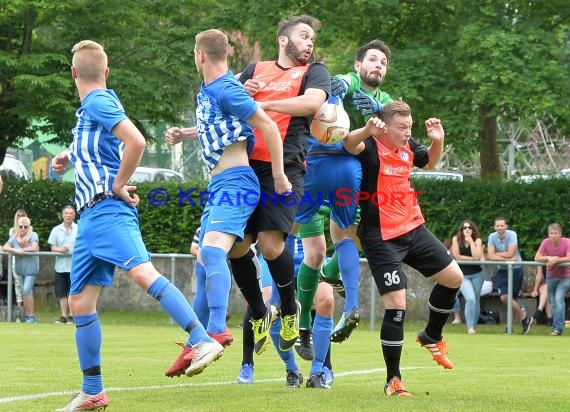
<box><xmin>2</xmin><ymin>250</ymin><xmax>564</xmax><ymax>335</ymax></box>
<box><xmin>0</xmin><ymin>250</ymin><xmax>195</xmax><ymax>322</ymax></box>
<box><xmin>368</xmin><ymin>259</ymin><xmax>568</xmax><ymax>335</ymax></box>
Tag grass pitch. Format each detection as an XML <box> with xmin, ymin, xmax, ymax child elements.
<box><xmin>0</xmin><ymin>311</ymin><xmax>568</xmax><ymax>411</ymax></box>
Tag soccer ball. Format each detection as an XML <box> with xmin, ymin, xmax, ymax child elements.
<box><xmin>310</xmin><ymin>102</ymin><xmax>350</xmax><ymax>145</ymax></box>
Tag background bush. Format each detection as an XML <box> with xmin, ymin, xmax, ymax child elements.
<box><xmin>1</xmin><ymin>178</ymin><xmax>567</xmax><ymax>259</ymax></box>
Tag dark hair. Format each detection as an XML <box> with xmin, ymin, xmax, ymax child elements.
<box><xmin>276</xmin><ymin>15</ymin><xmax>320</xmax><ymax>42</ymax></box>
<box><xmin>355</xmin><ymin>39</ymin><xmax>391</xmax><ymax>63</ymax></box>
<box><xmin>455</xmin><ymin>220</ymin><xmax>481</xmax><ymax>244</ymax></box>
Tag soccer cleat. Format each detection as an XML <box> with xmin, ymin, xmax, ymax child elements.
<box><xmin>306</xmin><ymin>372</ymin><xmax>331</xmax><ymax>389</ymax></box>
<box><xmin>208</xmin><ymin>326</ymin><xmax>234</xmax><ymax>347</ymax></box>
<box><xmin>330</xmin><ymin>309</ymin><xmax>360</xmax><ymax>343</ymax></box>
<box><xmin>279</xmin><ymin>301</ymin><xmax>301</xmax><ymax>351</ymax></box>
<box><xmin>185</xmin><ymin>340</ymin><xmax>224</xmax><ymax>377</ymax></box>
<box><xmin>56</xmin><ymin>390</ymin><xmax>108</xmax><ymax>411</ymax></box>
<box><xmin>521</xmin><ymin>316</ymin><xmax>533</xmax><ymax>334</ymax></box>
<box><xmin>322</xmin><ymin>366</ymin><xmax>334</xmax><ymax>387</ymax></box>
<box><xmin>294</xmin><ymin>328</ymin><xmax>315</xmax><ymax>360</ymax></box>
<box><xmin>237</xmin><ymin>363</ymin><xmax>254</xmax><ymax>384</ymax></box>
<box><xmin>251</xmin><ymin>305</ymin><xmax>278</xmax><ymax>355</ymax></box>
<box><xmin>319</xmin><ymin>271</ymin><xmax>346</xmax><ymax>298</ymax></box>
<box><xmin>165</xmin><ymin>342</ymin><xmax>194</xmax><ymax>377</ymax></box>
<box><xmin>416</xmin><ymin>329</ymin><xmax>454</xmax><ymax>369</ymax></box>
<box><xmin>384</xmin><ymin>377</ymin><xmax>412</xmax><ymax>397</ymax></box>
<box><xmin>56</xmin><ymin>316</ymin><xmax>68</xmax><ymax>324</ymax></box>
<box><xmin>285</xmin><ymin>369</ymin><xmax>303</xmax><ymax>388</ymax></box>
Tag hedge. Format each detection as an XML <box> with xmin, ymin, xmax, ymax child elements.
<box><xmin>1</xmin><ymin>178</ymin><xmax>567</xmax><ymax>260</ymax></box>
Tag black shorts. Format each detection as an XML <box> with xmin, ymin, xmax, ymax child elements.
<box><xmin>245</xmin><ymin>161</ymin><xmax>305</xmax><ymax>236</ymax></box>
<box><xmin>360</xmin><ymin>225</ymin><xmax>453</xmax><ymax>296</ymax></box>
<box><xmin>54</xmin><ymin>271</ymin><xmax>71</xmax><ymax>298</ymax></box>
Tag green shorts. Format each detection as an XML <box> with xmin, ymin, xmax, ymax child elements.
<box><xmin>297</xmin><ymin>205</ymin><xmax>360</xmax><ymax>238</ymax></box>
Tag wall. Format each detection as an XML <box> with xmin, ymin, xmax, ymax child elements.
<box><xmin>17</xmin><ymin>255</ymin><xmax>435</xmax><ymax>321</ymax></box>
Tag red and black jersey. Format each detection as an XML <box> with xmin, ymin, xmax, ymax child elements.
<box><xmin>356</xmin><ymin>137</ymin><xmax>429</xmax><ymax>241</ymax></box>
<box><xmin>239</xmin><ymin>61</ymin><xmax>330</xmax><ymax>169</ymax></box>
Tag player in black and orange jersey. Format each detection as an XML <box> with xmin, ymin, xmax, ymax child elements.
<box><xmin>343</xmin><ymin>100</ymin><xmax>464</xmax><ymax>397</ymax></box>
<box><xmin>227</xmin><ymin>15</ymin><xmax>330</xmax><ymax>387</ymax></box>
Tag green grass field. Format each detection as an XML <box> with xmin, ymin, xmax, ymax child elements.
<box><xmin>1</xmin><ymin>311</ymin><xmax>568</xmax><ymax>411</ymax></box>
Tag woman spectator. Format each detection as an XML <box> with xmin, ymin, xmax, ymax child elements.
<box><xmin>451</xmin><ymin>220</ymin><xmax>485</xmax><ymax>334</ymax></box>
<box><xmin>3</xmin><ymin>216</ymin><xmax>40</xmax><ymax>323</ymax></box>
<box><xmin>7</xmin><ymin>209</ymin><xmax>29</xmax><ymax>322</ymax></box>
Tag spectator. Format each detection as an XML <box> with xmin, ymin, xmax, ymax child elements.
<box><xmin>534</xmin><ymin>223</ymin><xmax>570</xmax><ymax>336</ymax></box>
<box><xmin>451</xmin><ymin>220</ymin><xmax>485</xmax><ymax>334</ymax></box>
<box><xmin>487</xmin><ymin>216</ymin><xmax>532</xmax><ymax>334</ymax></box>
<box><xmin>48</xmin><ymin>205</ymin><xmax>78</xmax><ymax>324</ymax></box>
<box><xmin>530</xmin><ymin>266</ymin><xmax>552</xmax><ymax>326</ymax></box>
<box><xmin>7</xmin><ymin>209</ymin><xmax>28</xmax><ymax>322</ymax></box>
<box><xmin>3</xmin><ymin>216</ymin><xmax>40</xmax><ymax>323</ymax></box>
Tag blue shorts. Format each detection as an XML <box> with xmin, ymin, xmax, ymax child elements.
<box><xmin>295</xmin><ymin>153</ymin><xmax>361</xmax><ymax>229</ymax></box>
<box><xmin>70</xmin><ymin>198</ymin><xmax>151</xmax><ymax>295</ymax></box>
<box><xmin>199</xmin><ymin>166</ymin><xmax>260</xmax><ymax>245</ymax></box>
<box><xmin>494</xmin><ymin>267</ymin><xmax>524</xmax><ymax>298</ymax></box>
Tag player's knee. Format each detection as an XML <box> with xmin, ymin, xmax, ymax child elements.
<box><xmin>304</xmin><ymin>248</ymin><xmax>326</xmax><ymax>268</ymax></box>
<box><xmin>315</xmin><ymin>288</ymin><xmax>334</xmax><ymax>315</ymax></box>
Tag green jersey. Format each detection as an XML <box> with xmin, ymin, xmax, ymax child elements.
<box><xmin>335</xmin><ymin>72</ymin><xmax>393</xmax><ymax>131</ymax></box>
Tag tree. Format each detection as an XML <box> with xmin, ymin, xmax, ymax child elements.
<box><xmin>0</xmin><ymin>0</ymin><xmax>227</xmax><ymax>163</ymax></box>
<box><xmin>326</xmin><ymin>1</ymin><xmax>569</xmax><ymax>179</ymax></box>
<box><xmin>229</xmin><ymin>0</ymin><xmax>569</xmax><ymax>180</ymax></box>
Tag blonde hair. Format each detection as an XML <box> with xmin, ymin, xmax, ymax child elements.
<box><xmin>195</xmin><ymin>29</ymin><xmax>229</xmax><ymax>63</ymax></box>
<box><xmin>10</xmin><ymin>209</ymin><xmax>28</xmax><ymax>236</ymax></box>
<box><xmin>71</xmin><ymin>40</ymin><xmax>108</xmax><ymax>82</ymax></box>
<box><xmin>15</xmin><ymin>216</ymin><xmax>33</xmax><ymax>245</ymax></box>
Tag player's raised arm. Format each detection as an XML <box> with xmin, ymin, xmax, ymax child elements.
<box><xmin>423</xmin><ymin>117</ymin><xmax>445</xmax><ymax>170</ymax></box>
<box><xmin>343</xmin><ymin>117</ymin><xmax>385</xmax><ymax>155</ymax></box>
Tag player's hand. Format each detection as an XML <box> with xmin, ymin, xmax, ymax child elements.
<box><xmin>425</xmin><ymin>118</ymin><xmax>444</xmax><ymax>142</ymax></box>
<box><xmin>273</xmin><ymin>173</ymin><xmax>292</xmax><ymax>195</ymax></box>
<box><xmin>243</xmin><ymin>79</ymin><xmax>263</xmax><ymax>96</ymax></box>
<box><xmin>330</xmin><ymin>77</ymin><xmax>349</xmax><ymax>99</ymax></box>
<box><xmin>365</xmin><ymin>116</ymin><xmax>386</xmax><ymax>136</ymax></box>
<box><xmin>165</xmin><ymin>127</ymin><xmax>183</xmax><ymax>145</ymax></box>
<box><xmin>353</xmin><ymin>89</ymin><xmax>382</xmax><ymax>116</ymax></box>
<box><xmin>51</xmin><ymin>152</ymin><xmax>70</xmax><ymax>174</ymax></box>
<box><xmin>113</xmin><ymin>185</ymin><xmax>140</xmax><ymax>207</ymax></box>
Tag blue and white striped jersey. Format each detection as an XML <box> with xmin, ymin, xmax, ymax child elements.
<box><xmin>69</xmin><ymin>89</ymin><xmax>127</xmax><ymax>211</ymax></box>
<box><xmin>196</xmin><ymin>71</ymin><xmax>257</xmax><ymax>171</ymax></box>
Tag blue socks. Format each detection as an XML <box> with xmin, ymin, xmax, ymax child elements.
<box><xmin>201</xmin><ymin>246</ymin><xmax>232</xmax><ymax>334</ymax></box>
<box><xmin>192</xmin><ymin>261</ymin><xmax>209</xmax><ymax>326</ymax></box>
<box><xmin>335</xmin><ymin>238</ymin><xmax>360</xmax><ymax>312</ymax></box>
<box><xmin>147</xmin><ymin>275</ymin><xmax>210</xmax><ymax>346</ymax></box>
<box><xmin>75</xmin><ymin>313</ymin><xmax>103</xmax><ymax>395</ymax></box>
<box><xmin>310</xmin><ymin>314</ymin><xmax>333</xmax><ymax>376</ymax></box>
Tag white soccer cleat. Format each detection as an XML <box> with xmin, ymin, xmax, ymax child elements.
<box><xmin>56</xmin><ymin>390</ymin><xmax>108</xmax><ymax>411</ymax></box>
<box><xmin>185</xmin><ymin>340</ymin><xmax>224</xmax><ymax>377</ymax></box>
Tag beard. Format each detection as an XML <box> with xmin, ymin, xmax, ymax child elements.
<box><xmin>284</xmin><ymin>41</ymin><xmax>311</xmax><ymax>65</ymax></box>
<box><xmin>359</xmin><ymin>69</ymin><xmax>381</xmax><ymax>88</ymax></box>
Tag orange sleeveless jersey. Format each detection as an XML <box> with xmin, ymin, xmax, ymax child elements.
<box><xmin>374</xmin><ymin>140</ymin><xmax>425</xmax><ymax>240</ymax></box>
<box><xmin>248</xmin><ymin>61</ymin><xmax>310</xmax><ymax>162</ymax></box>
